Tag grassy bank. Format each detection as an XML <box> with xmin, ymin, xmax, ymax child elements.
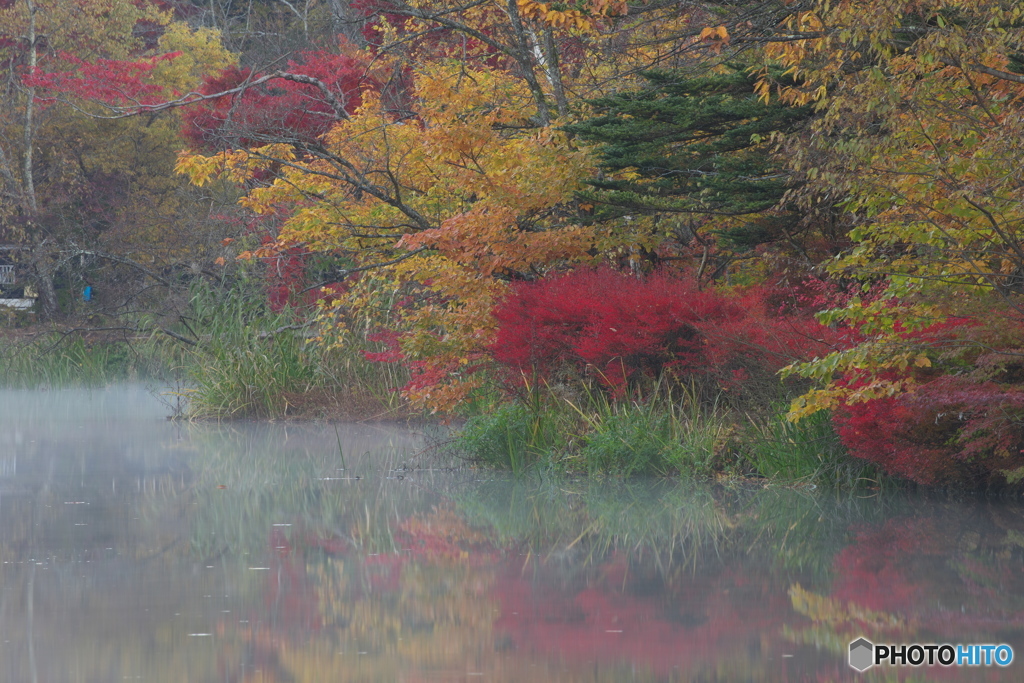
<box><xmin>1</xmin><ymin>287</ymin><xmax>882</xmax><ymax>487</ymax></box>
<box><xmin>0</xmin><ymin>279</ymin><xmax>417</xmax><ymax>422</ymax></box>
<box><xmin>0</xmin><ymin>329</ymin><xmax>171</xmax><ymax>388</ymax></box>
<box><xmin>174</xmin><ymin>282</ymin><xmax>413</xmax><ymax>420</ymax></box>
<box><xmin>453</xmin><ymin>383</ymin><xmax>881</xmax><ymax>487</ymax></box>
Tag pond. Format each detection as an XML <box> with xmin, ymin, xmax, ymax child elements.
<box><xmin>1</xmin><ymin>386</ymin><xmax>1023</xmax><ymax>681</ymax></box>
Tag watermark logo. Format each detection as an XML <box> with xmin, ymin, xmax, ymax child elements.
<box><xmin>849</xmin><ymin>638</ymin><xmax>1013</xmax><ymax>671</ymax></box>
<box><xmin>849</xmin><ymin>638</ymin><xmax>874</xmax><ymax>672</ymax></box>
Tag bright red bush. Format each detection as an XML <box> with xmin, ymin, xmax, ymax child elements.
<box><xmin>24</xmin><ymin>51</ymin><xmax>180</xmax><ymax>107</ymax></box>
<box><xmin>488</xmin><ymin>268</ymin><xmax>830</xmax><ymax>397</ymax></box>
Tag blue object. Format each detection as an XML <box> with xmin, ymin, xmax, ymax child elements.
<box><xmin>83</xmin><ymin>286</ymin><xmax>92</xmax><ymax>302</ymax></box>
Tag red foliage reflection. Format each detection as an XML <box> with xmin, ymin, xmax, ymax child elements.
<box><xmin>493</xmin><ymin>558</ymin><xmax>792</xmax><ymax>676</ymax></box>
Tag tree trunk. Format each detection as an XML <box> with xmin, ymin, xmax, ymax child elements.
<box><xmin>541</xmin><ymin>28</ymin><xmax>568</xmax><ymax>119</ymax></box>
<box><xmin>328</xmin><ymin>0</ymin><xmax>364</xmax><ymax>44</ymax></box>
<box><xmin>30</xmin><ymin>241</ymin><xmax>58</xmax><ymax>319</ymax></box>
<box><xmin>504</xmin><ymin>0</ymin><xmax>552</xmax><ymax>126</ymax></box>
<box><xmin>22</xmin><ymin>0</ymin><xmax>38</xmax><ymax>213</ymax></box>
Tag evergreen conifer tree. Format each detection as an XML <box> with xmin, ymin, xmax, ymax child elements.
<box><xmin>568</xmin><ymin>68</ymin><xmax>814</xmax><ymax>251</ymax></box>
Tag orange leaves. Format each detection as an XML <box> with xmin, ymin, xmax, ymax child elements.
<box><xmin>756</xmin><ymin>0</ymin><xmax>1024</xmax><ymax>106</ymax></box>
<box><xmin>402</xmin><ymin>206</ymin><xmax>592</xmax><ymax>278</ymax></box>
<box><xmin>698</xmin><ymin>25</ymin><xmax>730</xmax><ymax>54</ymax></box>
<box><xmin>517</xmin><ymin>0</ymin><xmax>628</xmax><ymax>31</ymax></box>
<box><xmin>518</xmin><ymin>1</ymin><xmax>590</xmax><ymax>31</ymax></box>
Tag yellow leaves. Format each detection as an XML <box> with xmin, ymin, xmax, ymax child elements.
<box><xmin>416</xmin><ymin>62</ymin><xmax>534</xmax><ymax>128</ymax></box>
<box><xmin>697</xmin><ymin>25</ymin><xmax>731</xmax><ymax>54</ymax></box>
<box><xmin>172</xmin><ymin>59</ymin><xmax>604</xmax><ymax>411</ymax></box>
<box><xmin>699</xmin><ymin>25</ymin><xmax>727</xmax><ymax>41</ymax></box>
<box><xmin>762</xmin><ymin>2</ymin><xmax>1024</xmax><ymax>422</ymax></box>
<box><xmin>546</xmin><ymin>9</ymin><xmax>578</xmax><ymax>30</ymax></box>
<box><xmin>151</xmin><ymin>23</ymin><xmax>236</xmax><ymax>96</ymax></box>
<box><xmin>699</xmin><ymin>25</ymin><xmax>730</xmax><ymax>42</ymax></box>
<box><xmin>175</xmin><ymin>145</ymin><xmax>295</xmax><ymax>191</ymax></box>
<box><xmin>787</xmin><ymin>388</ymin><xmax>841</xmax><ymax>422</ymax></box>
<box><xmin>175</xmin><ymin>149</ymin><xmax>248</xmax><ymax>186</ymax></box>
<box><xmin>11</xmin><ymin>0</ymin><xmax>165</xmax><ymax>59</ymax></box>
<box><xmin>789</xmin><ymin>584</ymin><xmax>904</xmax><ymax>630</ymax></box>
<box><xmin>753</xmin><ymin>73</ymin><xmax>773</xmax><ymax>103</ymax></box>
<box><xmin>796</xmin><ymin>10</ymin><xmax>823</xmax><ymax>32</ymax></box>
<box><xmin>174</xmin><ymin>151</ymin><xmax>218</xmax><ymax>187</ymax></box>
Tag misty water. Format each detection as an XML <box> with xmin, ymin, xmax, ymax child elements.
<box><xmin>1</xmin><ymin>387</ymin><xmax>1023</xmax><ymax>681</ymax></box>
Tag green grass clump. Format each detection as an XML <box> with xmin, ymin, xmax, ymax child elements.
<box><xmin>177</xmin><ymin>278</ymin><xmax>411</xmax><ymax>419</ymax></box>
<box><xmin>456</xmin><ymin>381</ymin><xmax>732</xmax><ymax>477</ymax></box>
<box><xmin>457</xmin><ymin>402</ymin><xmax>562</xmax><ymax>474</ymax></box>
<box><xmin>563</xmin><ymin>381</ymin><xmax>730</xmax><ymax>476</ymax></box>
<box><xmin>454</xmin><ymin>378</ymin><xmax>883</xmax><ymax>486</ymax></box>
<box><xmin>745</xmin><ymin>409</ymin><xmax>880</xmax><ymax>488</ymax></box>
<box><xmin>577</xmin><ymin>402</ymin><xmax>725</xmax><ymax>476</ymax></box>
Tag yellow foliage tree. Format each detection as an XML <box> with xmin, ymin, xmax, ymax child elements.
<box><xmin>743</xmin><ymin>0</ymin><xmax>1024</xmax><ymax>418</ymax></box>
<box><xmin>178</xmin><ymin>62</ymin><xmax>595</xmax><ymax>410</ymax></box>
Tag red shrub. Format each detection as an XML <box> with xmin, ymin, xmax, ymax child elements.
<box><xmin>24</xmin><ymin>51</ymin><xmax>180</xmax><ymax>107</ymax></box>
<box><xmin>488</xmin><ymin>268</ymin><xmax>830</xmax><ymax>397</ymax></box>
<box><xmin>363</xmin><ymin>329</ymin><xmax>405</xmax><ymax>363</ymax></box>
<box><xmin>834</xmin><ymin>374</ymin><xmax>1024</xmax><ymax>487</ymax></box>
<box><xmin>832</xmin><ymin>317</ymin><xmax>1024</xmax><ymax>487</ymax></box>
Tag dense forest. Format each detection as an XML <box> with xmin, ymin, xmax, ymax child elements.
<box><xmin>2</xmin><ymin>0</ymin><xmax>1023</xmax><ymax>488</ymax></box>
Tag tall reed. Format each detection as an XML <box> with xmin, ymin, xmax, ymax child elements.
<box><xmin>744</xmin><ymin>408</ymin><xmax>880</xmax><ymax>488</ymax></box>
<box><xmin>177</xmin><ymin>279</ymin><xmax>412</xmax><ymax>419</ymax></box>
<box><xmin>454</xmin><ymin>374</ymin><xmax>885</xmax><ymax>486</ymax></box>
<box><xmin>0</xmin><ymin>333</ymin><xmax>166</xmax><ymax>388</ymax></box>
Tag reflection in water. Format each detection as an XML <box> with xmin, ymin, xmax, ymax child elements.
<box><xmin>1</xmin><ymin>387</ymin><xmax>1023</xmax><ymax>681</ymax></box>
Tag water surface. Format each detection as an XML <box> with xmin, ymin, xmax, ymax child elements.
<box><xmin>1</xmin><ymin>386</ymin><xmax>1023</xmax><ymax>681</ymax></box>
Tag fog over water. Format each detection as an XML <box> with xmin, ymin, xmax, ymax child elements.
<box><xmin>1</xmin><ymin>385</ymin><xmax>1022</xmax><ymax>681</ymax></box>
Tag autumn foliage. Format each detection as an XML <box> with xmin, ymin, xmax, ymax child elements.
<box><xmin>23</xmin><ymin>51</ymin><xmax>181</xmax><ymax>106</ymax></box>
<box><xmin>488</xmin><ymin>268</ymin><xmax>830</xmax><ymax>398</ymax></box>
<box><xmin>832</xmin><ymin>317</ymin><xmax>1024</xmax><ymax>487</ymax></box>
<box><xmin>181</xmin><ymin>47</ymin><xmax>376</xmax><ymax>150</ymax></box>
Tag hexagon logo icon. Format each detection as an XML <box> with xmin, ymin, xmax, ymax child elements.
<box><xmin>849</xmin><ymin>637</ymin><xmax>874</xmax><ymax>672</ymax></box>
